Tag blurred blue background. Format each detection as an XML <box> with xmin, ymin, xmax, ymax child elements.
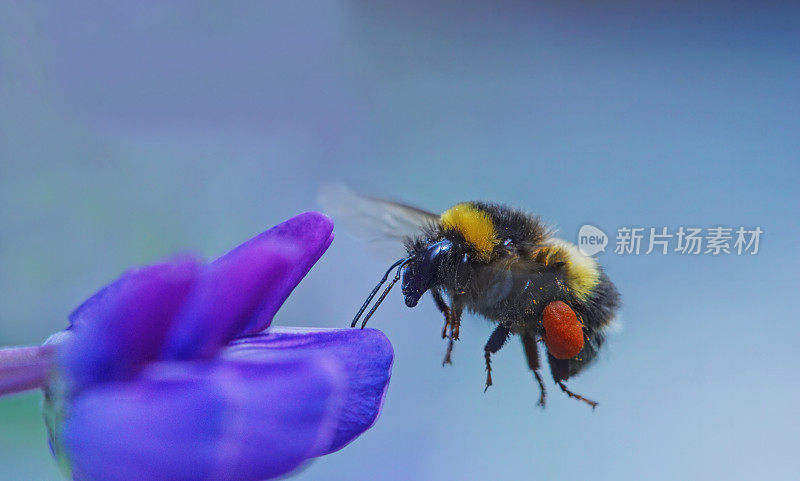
<box><xmin>1</xmin><ymin>2</ymin><xmax>798</xmax><ymax>480</ymax></box>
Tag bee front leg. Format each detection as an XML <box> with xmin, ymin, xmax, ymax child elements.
<box><xmin>483</xmin><ymin>324</ymin><xmax>511</xmax><ymax>392</ymax></box>
<box><xmin>431</xmin><ymin>289</ymin><xmax>454</xmax><ymax>365</ymax></box>
<box><xmin>439</xmin><ymin>297</ymin><xmax>463</xmax><ymax>366</ymax></box>
<box><xmin>431</xmin><ymin>290</ymin><xmax>451</xmax><ymax>339</ymax></box>
<box><xmin>450</xmin><ymin>297</ymin><xmax>463</xmax><ymax>341</ymax></box>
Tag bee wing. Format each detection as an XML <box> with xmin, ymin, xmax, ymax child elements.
<box><xmin>470</xmin><ymin>257</ymin><xmax>565</xmax><ymax>307</ymax></box>
<box><xmin>318</xmin><ymin>183</ymin><xmax>439</xmax><ymax>256</ymax></box>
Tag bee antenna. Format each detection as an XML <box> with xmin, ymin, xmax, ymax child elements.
<box><xmin>359</xmin><ymin>259</ymin><xmax>409</xmax><ymax>329</ymax></box>
<box><xmin>351</xmin><ymin>258</ymin><xmax>408</xmax><ymax>328</ymax></box>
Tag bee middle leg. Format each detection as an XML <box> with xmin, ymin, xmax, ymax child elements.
<box><xmin>483</xmin><ymin>324</ymin><xmax>511</xmax><ymax>392</ymax></box>
<box><xmin>521</xmin><ymin>333</ymin><xmax>547</xmax><ymax>408</ymax></box>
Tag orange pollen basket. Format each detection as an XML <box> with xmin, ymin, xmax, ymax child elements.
<box><xmin>542</xmin><ymin>301</ymin><xmax>584</xmax><ymax>359</ymax></box>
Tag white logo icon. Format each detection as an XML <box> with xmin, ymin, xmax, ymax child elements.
<box><xmin>577</xmin><ymin>225</ymin><xmax>608</xmax><ymax>256</ymax></box>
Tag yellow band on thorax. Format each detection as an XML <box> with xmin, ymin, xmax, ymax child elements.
<box><xmin>440</xmin><ymin>203</ymin><xmax>498</xmax><ymax>261</ymax></box>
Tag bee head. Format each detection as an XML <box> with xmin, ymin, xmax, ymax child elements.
<box><xmin>401</xmin><ymin>240</ymin><xmax>453</xmax><ymax>307</ymax></box>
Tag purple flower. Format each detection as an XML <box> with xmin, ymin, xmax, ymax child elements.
<box><xmin>0</xmin><ymin>213</ymin><xmax>394</xmax><ymax>481</ymax></box>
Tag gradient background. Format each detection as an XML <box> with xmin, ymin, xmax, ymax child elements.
<box><xmin>1</xmin><ymin>2</ymin><xmax>798</xmax><ymax>480</ymax></box>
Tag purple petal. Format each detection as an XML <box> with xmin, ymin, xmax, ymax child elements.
<box><xmin>225</xmin><ymin>327</ymin><xmax>394</xmax><ymax>455</ymax></box>
<box><xmin>161</xmin><ymin>245</ymin><xmax>294</xmax><ymax>360</ymax></box>
<box><xmin>0</xmin><ymin>345</ymin><xmax>56</xmax><ymax>397</ymax></box>
<box><xmin>60</xmin><ymin>258</ymin><xmax>199</xmax><ymax>390</ymax></box>
<box><xmin>231</xmin><ymin>212</ymin><xmax>334</xmax><ymax>336</ymax></box>
<box><xmin>63</xmin><ymin>354</ymin><xmax>346</xmax><ymax>481</ymax></box>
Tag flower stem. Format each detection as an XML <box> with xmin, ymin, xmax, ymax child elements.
<box><xmin>0</xmin><ymin>345</ymin><xmax>56</xmax><ymax>397</ymax></box>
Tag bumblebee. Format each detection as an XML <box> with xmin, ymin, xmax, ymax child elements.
<box><xmin>322</xmin><ymin>187</ymin><xmax>620</xmax><ymax>409</ymax></box>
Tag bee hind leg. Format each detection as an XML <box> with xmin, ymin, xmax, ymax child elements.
<box><xmin>483</xmin><ymin>324</ymin><xmax>511</xmax><ymax>392</ymax></box>
<box><xmin>548</xmin><ymin>354</ymin><xmax>599</xmax><ymax>409</ymax></box>
<box><xmin>521</xmin><ymin>333</ymin><xmax>547</xmax><ymax>408</ymax></box>
<box><xmin>557</xmin><ymin>382</ymin><xmax>599</xmax><ymax>410</ymax></box>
